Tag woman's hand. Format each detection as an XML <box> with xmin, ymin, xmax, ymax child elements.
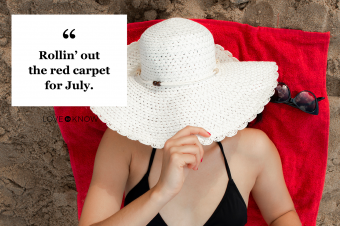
<box><xmin>80</xmin><ymin>127</ymin><xmax>210</xmax><ymax>226</ymax></box>
<box><xmin>154</xmin><ymin>126</ymin><xmax>211</xmax><ymax>200</ymax></box>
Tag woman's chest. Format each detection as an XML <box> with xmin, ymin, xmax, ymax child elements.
<box><xmin>126</xmin><ymin>148</ymin><xmax>254</xmax><ymax>225</ymax></box>
<box><xmin>150</xmin><ymin>166</ymin><xmax>233</xmax><ymax>225</ymax></box>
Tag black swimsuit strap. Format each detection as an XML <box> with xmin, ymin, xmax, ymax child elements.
<box><xmin>217</xmin><ymin>141</ymin><xmax>233</xmax><ymax>180</ymax></box>
<box><xmin>146</xmin><ymin>147</ymin><xmax>156</xmax><ymax>176</ymax></box>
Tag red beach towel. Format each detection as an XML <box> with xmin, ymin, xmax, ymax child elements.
<box><xmin>54</xmin><ymin>18</ymin><xmax>330</xmax><ymax>226</ymax></box>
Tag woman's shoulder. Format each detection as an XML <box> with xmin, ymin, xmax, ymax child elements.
<box><xmin>98</xmin><ymin>128</ymin><xmax>140</xmax><ymax>163</ymax></box>
<box><xmin>234</xmin><ymin>128</ymin><xmax>278</xmax><ymax>162</ymax></box>
<box><xmin>239</xmin><ymin>127</ymin><xmax>268</xmax><ymax>139</ymax></box>
<box><xmin>101</xmin><ymin>127</ymin><xmax>154</xmax><ymax>162</ymax></box>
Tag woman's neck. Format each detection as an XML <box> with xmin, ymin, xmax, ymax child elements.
<box><xmin>202</xmin><ymin>140</ymin><xmax>220</xmax><ymax>154</ymax></box>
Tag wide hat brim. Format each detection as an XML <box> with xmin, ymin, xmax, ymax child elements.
<box><xmin>90</xmin><ymin>41</ymin><xmax>279</xmax><ymax>148</ymax></box>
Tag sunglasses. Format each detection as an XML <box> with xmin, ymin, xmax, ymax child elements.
<box><xmin>270</xmin><ymin>82</ymin><xmax>325</xmax><ymax>115</ymax></box>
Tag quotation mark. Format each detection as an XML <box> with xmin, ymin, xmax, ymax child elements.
<box><xmin>63</xmin><ymin>29</ymin><xmax>76</xmax><ymax>39</ymax></box>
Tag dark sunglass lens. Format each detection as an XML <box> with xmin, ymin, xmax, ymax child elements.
<box><xmin>271</xmin><ymin>84</ymin><xmax>289</xmax><ymax>102</ymax></box>
<box><xmin>295</xmin><ymin>91</ymin><xmax>316</xmax><ymax>112</ymax></box>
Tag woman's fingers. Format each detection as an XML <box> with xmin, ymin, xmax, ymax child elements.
<box><xmin>163</xmin><ymin>126</ymin><xmax>212</xmax><ymax>172</ymax></box>
<box><xmin>171</xmin><ymin>153</ymin><xmax>197</xmax><ymax>169</ymax></box>
<box><xmin>169</xmin><ymin>144</ymin><xmax>201</xmax><ymax>170</ymax></box>
<box><xmin>168</xmin><ymin>135</ymin><xmax>204</xmax><ymax>170</ymax></box>
<box><xmin>171</xmin><ymin>126</ymin><xmax>210</xmax><ymax>140</ymax></box>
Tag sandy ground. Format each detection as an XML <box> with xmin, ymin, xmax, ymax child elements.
<box><xmin>0</xmin><ymin>0</ymin><xmax>339</xmax><ymax>225</ymax></box>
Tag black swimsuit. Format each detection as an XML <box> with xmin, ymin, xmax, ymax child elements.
<box><xmin>124</xmin><ymin>141</ymin><xmax>248</xmax><ymax>226</ymax></box>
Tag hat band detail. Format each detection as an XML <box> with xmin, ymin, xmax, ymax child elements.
<box><xmin>134</xmin><ymin>67</ymin><xmax>220</xmax><ymax>87</ymax></box>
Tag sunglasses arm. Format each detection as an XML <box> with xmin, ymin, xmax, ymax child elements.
<box><xmin>317</xmin><ymin>97</ymin><xmax>325</xmax><ymax>102</ymax></box>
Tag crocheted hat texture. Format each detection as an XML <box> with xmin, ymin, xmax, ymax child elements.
<box><xmin>90</xmin><ymin>17</ymin><xmax>279</xmax><ymax>148</ymax></box>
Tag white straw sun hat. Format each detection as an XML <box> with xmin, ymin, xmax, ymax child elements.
<box><xmin>90</xmin><ymin>17</ymin><xmax>279</xmax><ymax>149</ymax></box>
